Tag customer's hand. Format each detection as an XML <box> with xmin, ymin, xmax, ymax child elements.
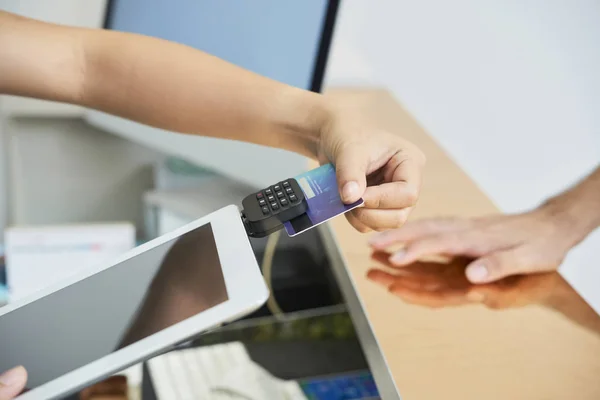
<box><xmin>369</xmin><ymin>165</ymin><xmax>600</xmax><ymax>282</ymax></box>
<box><xmin>0</xmin><ymin>366</ymin><xmax>27</xmax><ymax>400</ymax></box>
<box><xmin>318</xmin><ymin>108</ymin><xmax>426</xmax><ymax>232</ymax></box>
<box><xmin>368</xmin><ymin>208</ymin><xmax>584</xmax><ymax>284</ymax></box>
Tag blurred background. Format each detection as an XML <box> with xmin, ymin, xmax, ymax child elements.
<box><xmin>0</xmin><ymin>0</ymin><xmax>598</xmax><ymax>308</ymax></box>
<box><xmin>0</xmin><ymin>1</ymin><xmax>599</xmax><ymax>398</ymax></box>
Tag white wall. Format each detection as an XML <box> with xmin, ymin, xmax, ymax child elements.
<box><xmin>0</xmin><ymin>0</ymin><xmax>170</xmax><ymax>239</ymax></box>
<box><xmin>325</xmin><ymin>0</ymin><xmax>600</xmax><ymax>312</ymax></box>
<box><xmin>0</xmin><ymin>0</ymin><xmax>112</xmax><ymax>235</ymax></box>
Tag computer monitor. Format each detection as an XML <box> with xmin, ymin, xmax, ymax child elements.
<box><xmin>84</xmin><ymin>0</ymin><xmax>339</xmax><ymax>189</ymax></box>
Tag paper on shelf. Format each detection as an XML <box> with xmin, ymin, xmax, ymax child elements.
<box><xmin>5</xmin><ymin>223</ymin><xmax>135</xmax><ymax>302</ymax></box>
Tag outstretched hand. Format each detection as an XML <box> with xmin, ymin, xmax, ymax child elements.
<box><xmin>368</xmin><ymin>208</ymin><xmax>583</xmax><ymax>284</ymax></box>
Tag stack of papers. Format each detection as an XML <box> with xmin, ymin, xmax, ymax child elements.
<box><xmin>5</xmin><ymin>223</ymin><xmax>135</xmax><ymax>302</ymax></box>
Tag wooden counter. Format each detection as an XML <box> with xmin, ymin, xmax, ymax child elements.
<box><xmin>318</xmin><ymin>88</ymin><xmax>600</xmax><ymax>400</ymax></box>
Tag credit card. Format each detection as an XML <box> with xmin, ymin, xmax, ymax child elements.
<box><xmin>284</xmin><ymin>164</ymin><xmax>363</xmax><ymax>237</ymax></box>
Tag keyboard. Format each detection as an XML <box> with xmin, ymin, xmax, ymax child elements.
<box><xmin>147</xmin><ymin>342</ymin><xmax>307</xmax><ymax>399</ymax></box>
<box><xmin>148</xmin><ymin>342</ymin><xmax>380</xmax><ymax>400</ymax></box>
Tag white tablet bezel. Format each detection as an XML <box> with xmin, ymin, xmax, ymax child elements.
<box><xmin>0</xmin><ymin>204</ymin><xmax>269</xmax><ymax>400</ymax></box>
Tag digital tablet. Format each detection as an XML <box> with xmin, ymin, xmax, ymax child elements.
<box><xmin>0</xmin><ymin>205</ymin><xmax>269</xmax><ymax>400</ymax></box>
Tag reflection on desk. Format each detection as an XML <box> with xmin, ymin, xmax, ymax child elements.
<box><xmin>365</xmin><ymin>253</ymin><xmax>600</xmax><ymax>399</ymax></box>
<box><xmin>368</xmin><ymin>255</ymin><xmax>600</xmax><ymax>337</ymax></box>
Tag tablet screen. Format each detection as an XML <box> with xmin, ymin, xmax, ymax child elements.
<box><xmin>0</xmin><ymin>223</ymin><xmax>228</xmax><ymax>390</ymax></box>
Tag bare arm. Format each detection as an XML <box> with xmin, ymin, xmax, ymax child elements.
<box><xmin>370</xmin><ymin>164</ymin><xmax>600</xmax><ymax>284</ymax></box>
<box><xmin>542</xmin><ymin>164</ymin><xmax>600</xmax><ymax>243</ymax></box>
<box><xmin>0</xmin><ymin>11</ymin><xmax>327</xmax><ymax>157</ymax></box>
<box><xmin>0</xmin><ymin>10</ymin><xmax>427</xmax><ymax>234</ymax></box>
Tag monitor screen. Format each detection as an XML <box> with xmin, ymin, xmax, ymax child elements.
<box><xmin>104</xmin><ymin>0</ymin><xmax>330</xmax><ymax>90</ymax></box>
<box><xmin>85</xmin><ymin>0</ymin><xmax>338</xmax><ymax>190</ymax></box>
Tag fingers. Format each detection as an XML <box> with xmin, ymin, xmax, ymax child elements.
<box><xmin>362</xmin><ymin>156</ymin><xmax>421</xmax><ymax>209</ymax></box>
<box><xmin>369</xmin><ymin>218</ymin><xmax>472</xmax><ymax>249</ymax></box>
<box><xmin>388</xmin><ymin>284</ymin><xmax>468</xmax><ymax>308</ymax></box>
<box><xmin>0</xmin><ymin>366</ymin><xmax>27</xmax><ymax>400</ymax></box>
<box><xmin>385</xmin><ymin>232</ymin><xmax>475</xmax><ymax>267</ymax></box>
<box><xmin>345</xmin><ymin>211</ymin><xmax>372</xmax><ymax>233</ymax></box>
<box><xmin>362</xmin><ymin>182</ymin><xmax>417</xmax><ymax>209</ymax></box>
<box><xmin>465</xmin><ymin>247</ymin><xmax>541</xmax><ymax>284</ymax></box>
<box><xmin>334</xmin><ymin>144</ymin><xmax>370</xmax><ymax>203</ymax></box>
<box><xmin>336</xmin><ymin>145</ymin><xmax>423</xmax><ymax>227</ymax></box>
<box><xmin>366</xmin><ymin>269</ymin><xmax>397</xmax><ymax>287</ymax></box>
<box><xmin>370</xmin><ymin>250</ymin><xmax>393</xmax><ymax>266</ymax></box>
<box><xmin>367</xmin><ymin>268</ymin><xmax>469</xmax><ymax>308</ymax></box>
<box><xmin>350</xmin><ymin>207</ymin><xmax>411</xmax><ymax>232</ymax></box>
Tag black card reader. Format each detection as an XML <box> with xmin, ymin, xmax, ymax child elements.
<box><xmin>241</xmin><ymin>178</ymin><xmax>308</xmax><ymax>238</ymax></box>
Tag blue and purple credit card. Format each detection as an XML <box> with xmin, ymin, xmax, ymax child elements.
<box><xmin>283</xmin><ymin>164</ymin><xmax>364</xmax><ymax>237</ymax></box>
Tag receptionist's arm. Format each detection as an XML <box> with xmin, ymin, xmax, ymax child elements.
<box><xmin>0</xmin><ymin>10</ymin><xmax>425</xmax><ymax>233</ymax></box>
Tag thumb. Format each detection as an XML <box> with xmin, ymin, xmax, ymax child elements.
<box><xmin>465</xmin><ymin>248</ymin><xmax>533</xmax><ymax>284</ymax></box>
<box><xmin>0</xmin><ymin>366</ymin><xmax>27</xmax><ymax>400</ymax></box>
<box><xmin>334</xmin><ymin>144</ymin><xmax>369</xmax><ymax>203</ymax></box>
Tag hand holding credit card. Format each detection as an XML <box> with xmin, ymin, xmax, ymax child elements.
<box><xmin>284</xmin><ymin>164</ymin><xmax>364</xmax><ymax>237</ymax></box>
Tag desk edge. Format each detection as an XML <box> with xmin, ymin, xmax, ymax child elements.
<box><xmin>317</xmin><ymin>224</ymin><xmax>401</xmax><ymax>400</ymax></box>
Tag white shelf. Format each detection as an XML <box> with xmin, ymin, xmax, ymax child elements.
<box><xmin>0</xmin><ymin>96</ymin><xmax>84</xmax><ymax>118</ymax></box>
